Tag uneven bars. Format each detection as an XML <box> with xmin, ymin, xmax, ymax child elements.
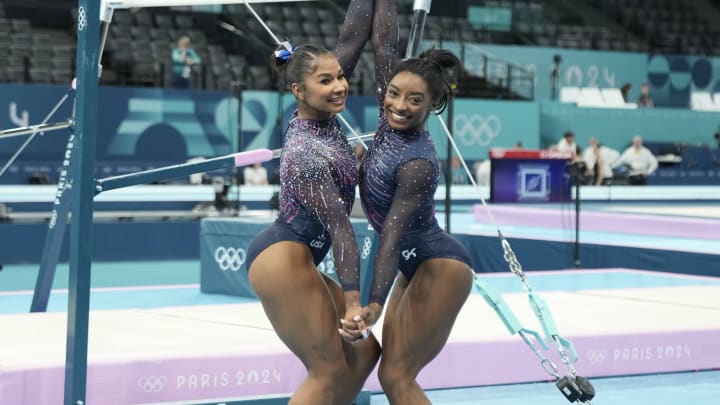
<box><xmin>96</xmin><ymin>131</ymin><xmax>375</xmax><ymax>193</ymax></box>
<box><xmin>102</xmin><ymin>0</ymin><xmax>315</xmax><ymax>9</ymax></box>
<box><xmin>96</xmin><ymin>149</ymin><xmax>274</xmax><ymax>193</ymax></box>
<box><xmin>0</xmin><ymin>120</ymin><xmax>73</xmax><ymax>140</ymax></box>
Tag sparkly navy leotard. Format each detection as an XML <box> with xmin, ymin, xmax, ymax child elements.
<box><xmin>247</xmin><ymin>113</ymin><xmax>360</xmax><ymax>292</ymax></box>
<box><xmin>360</xmin><ymin>117</ymin><xmax>472</xmax><ymax>305</ymax></box>
<box><xmin>361</xmin><ymin>117</ymin><xmax>439</xmax><ymax>234</ymax></box>
<box><xmin>345</xmin><ymin>0</ymin><xmax>471</xmax><ymax>305</ymax></box>
<box><xmin>247</xmin><ymin>0</ymin><xmax>387</xmax><ymax>293</ymax></box>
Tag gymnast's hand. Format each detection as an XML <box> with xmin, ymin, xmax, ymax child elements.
<box><xmin>338</xmin><ymin>302</ymin><xmax>365</xmax><ymax>344</ymax></box>
<box><xmin>356</xmin><ymin>302</ymin><xmax>383</xmax><ymax>338</ymax></box>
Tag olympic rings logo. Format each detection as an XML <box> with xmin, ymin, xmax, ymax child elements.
<box><xmin>361</xmin><ymin>237</ymin><xmax>372</xmax><ymax>259</ymax></box>
<box><xmin>585</xmin><ymin>349</ymin><xmax>608</xmax><ymax>364</ymax></box>
<box><xmin>138</xmin><ymin>376</ymin><xmax>167</xmax><ymax>393</ymax></box>
<box><xmin>453</xmin><ymin>114</ymin><xmax>501</xmax><ymax>146</ymax></box>
<box><xmin>78</xmin><ymin>7</ymin><xmax>87</xmax><ymax>32</ymax></box>
<box><xmin>214</xmin><ymin>246</ymin><xmax>246</xmax><ymax>271</ymax></box>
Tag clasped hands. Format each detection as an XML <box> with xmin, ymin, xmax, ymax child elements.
<box><xmin>338</xmin><ymin>302</ymin><xmax>383</xmax><ymax>344</ymax></box>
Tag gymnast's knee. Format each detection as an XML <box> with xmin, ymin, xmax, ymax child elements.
<box><xmin>377</xmin><ymin>360</ymin><xmax>413</xmax><ymax>393</ymax></box>
<box><xmin>306</xmin><ymin>362</ymin><xmax>347</xmax><ymax>394</ymax></box>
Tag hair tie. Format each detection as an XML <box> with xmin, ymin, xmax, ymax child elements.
<box><xmin>275</xmin><ymin>42</ymin><xmax>298</xmax><ymax>62</ymax></box>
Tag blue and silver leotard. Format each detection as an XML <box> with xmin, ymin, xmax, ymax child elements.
<box><xmin>360</xmin><ymin>117</ymin><xmax>471</xmax><ymax>305</ymax></box>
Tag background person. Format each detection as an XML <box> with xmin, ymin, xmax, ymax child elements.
<box><xmin>171</xmin><ymin>35</ymin><xmax>201</xmax><ymax>89</ymax></box>
<box><xmin>353</xmin><ymin>142</ymin><xmax>366</xmax><ymax>169</ymax></box>
<box><xmin>582</xmin><ymin>136</ymin><xmax>620</xmax><ymax>185</ymax></box>
<box><xmin>474</xmin><ymin>159</ymin><xmax>491</xmax><ymax>186</ymax></box>
<box><xmin>555</xmin><ymin>131</ymin><xmax>578</xmax><ymax>158</ymax></box>
<box><xmin>450</xmin><ymin>156</ymin><xmax>467</xmax><ymax>184</ymax></box>
<box><xmin>243</xmin><ymin>162</ymin><xmax>269</xmax><ymax>185</ymax></box>
<box><xmin>612</xmin><ymin>135</ymin><xmax>658</xmax><ymax>185</ymax></box>
<box><xmin>637</xmin><ymin>83</ymin><xmax>654</xmax><ymax>108</ymax></box>
<box><xmin>620</xmin><ymin>83</ymin><xmax>632</xmax><ymax>102</ymax></box>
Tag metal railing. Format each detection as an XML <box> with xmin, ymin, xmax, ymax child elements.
<box><xmin>455</xmin><ymin>42</ymin><xmax>535</xmax><ymax>100</ymax></box>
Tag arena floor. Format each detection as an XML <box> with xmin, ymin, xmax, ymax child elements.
<box><xmin>1</xmin><ymin>201</ymin><xmax>718</xmax><ymax>404</ymax></box>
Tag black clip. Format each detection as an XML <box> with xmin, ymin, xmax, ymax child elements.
<box><xmin>556</xmin><ymin>376</ymin><xmax>582</xmax><ymax>402</ymax></box>
<box><xmin>557</xmin><ymin>375</ymin><xmax>595</xmax><ymax>403</ymax></box>
<box><xmin>576</xmin><ymin>375</ymin><xmax>596</xmax><ymax>402</ymax></box>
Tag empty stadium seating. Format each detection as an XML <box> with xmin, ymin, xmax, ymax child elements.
<box><xmin>3</xmin><ymin>0</ymin><xmax>720</xmax><ymax>95</ymax></box>
<box><xmin>690</xmin><ymin>91</ymin><xmax>720</xmax><ymax>112</ymax></box>
<box><xmin>560</xmin><ymin>86</ymin><xmax>636</xmax><ymax>109</ymax></box>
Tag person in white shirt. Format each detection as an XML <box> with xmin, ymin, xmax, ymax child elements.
<box><xmin>612</xmin><ymin>135</ymin><xmax>658</xmax><ymax>185</ymax></box>
<box><xmin>243</xmin><ymin>163</ymin><xmax>269</xmax><ymax>185</ymax></box>
<box><xmin>474</xmin><ymin>159</ymin><xmax>491</xmax><ymax>186</ymax></box>
<box><xmin>450</xmin><ymin>156</ymin><xmax>468</xmax><ymax>184</ymax></box>
<box><xmin>556</xmin><ymin>131</ymin><xmax>578</xmax><ymax>158</ymax></box>
<box><xmin>582</xmin><ymin>137</ymin><xmax>620</xmax><ymax>185</ymax></box>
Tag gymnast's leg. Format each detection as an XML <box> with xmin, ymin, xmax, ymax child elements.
<box><xmin>378</xmin><ymin>259</ymin><xmax>473</xmax><ymax>405</ymax></box>
<box><xmin>335</xmin><ymin>0</ymin><xmax>374</xmax><ymax>80</ymax></box>
<box><xmin>249</xmin><ymin>241</ymin><xmax>379</xmax><ymax>405</ymax></box>
<box><xmin>319</xmin><ymin>272</ymin><xmax>381</xmax><ymax>405</ymax></box>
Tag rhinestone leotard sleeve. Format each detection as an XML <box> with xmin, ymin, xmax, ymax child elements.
<box><xmin>279</xmin><ymin>116</ymin><xmax>360</xmax><ymax>292</ymax></box>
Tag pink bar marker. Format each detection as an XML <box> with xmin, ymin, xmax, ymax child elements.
<box><xmin>233</xmin><ymin>148</ymin><xmax>274</xmax><ymax>167</ymax></box>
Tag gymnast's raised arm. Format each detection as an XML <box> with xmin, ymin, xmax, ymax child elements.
<box><xmin>335</xmin><ymin>0</ymin><xmax>374</xmax><ymax>80</ymax></box>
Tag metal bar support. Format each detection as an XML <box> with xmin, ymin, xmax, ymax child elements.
<box><xmin>0</xmin><ymin>120</ymin><xmax>73</xmax><ymax>140</ymax></box>
<box><xmin>64</xmin><ymin>1</ymin><xmax>99</xmax><ymax>404</ymax></box>
<box><xmin>405</xmin><ymin>0</ymin><xmax>432</xmax><ymax>58</ymax></box>
<box><xmin>96</xmin><ymin>149</ymin><xmax>274</xmax><ymax>194</ymax></box>
<box><xmin>31</xmin><ymin>131</ymin><xmax>76</xmax><ymax>312</ymax></box>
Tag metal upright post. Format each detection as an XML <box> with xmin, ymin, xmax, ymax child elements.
<box><xmin>234</xmin><ymin>79</ymin><xmax>244</xmax><ymax>214</ymax></box>
<box><xmin>64</xmin><ymin>1</ymin><xmax>99</xmax><ymax>404</ymax></box>
<box><xmin>574</xmin><ymin>178</ymin><xmax>580</xmax><ymax>268</ymax></box>
<box><xmin>445</xmin><ymin>101</ymin><xmax>453</xmax><ymax>233</ymax></box>
<box><xmin>32</xmin><ymin>0</ymin><xmax>111</xmax><ymax>314</ymax></box>
<box><xmin>405</xmin><ymin>0</ymin><xmax>432</xmax><ymax>59</ymax></box>
<box><xmin>406</xmin><ymin>0</ymin><xmax>447</xmax><ymax>228</ymax></box>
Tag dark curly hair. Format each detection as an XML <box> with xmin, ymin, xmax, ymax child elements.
<box><xmin>390</xmin><ymin>48</ymin><xmax>463</xmax><ymax>114</ymax></box>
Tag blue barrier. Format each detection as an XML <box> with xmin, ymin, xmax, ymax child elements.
<box><xmin>540</xmin><ymin>101</ymin><xmax>719</xmax><ymax>152</ymax></box>
<box><xmin>651</xmin><ymin>167</ymin><xmax>720</xmax><ymax>185</ymax></box>
<box><xmin>0</xmin><ymin>220</ymin><xmax>201</xmax><ymax>264</ymax></box>
<box><xmin>200</xmin><ymin>218</ymin><xmax>378</xmax><ymax>306</ymax></box>
<box><xmin>455</xmin><ymin>233</ymin><xmax>719</xmax><ymax>277</ymax></box>
<box><xmin>3</xmin><ymin>213</ymin><xmax>717</xmax><ymax>277</ymax></box>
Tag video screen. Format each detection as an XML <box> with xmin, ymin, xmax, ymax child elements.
<box><xmin>490</xmin><ymin>158</ymin><xmax>572</xmax><ymax>203</ymax></box>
